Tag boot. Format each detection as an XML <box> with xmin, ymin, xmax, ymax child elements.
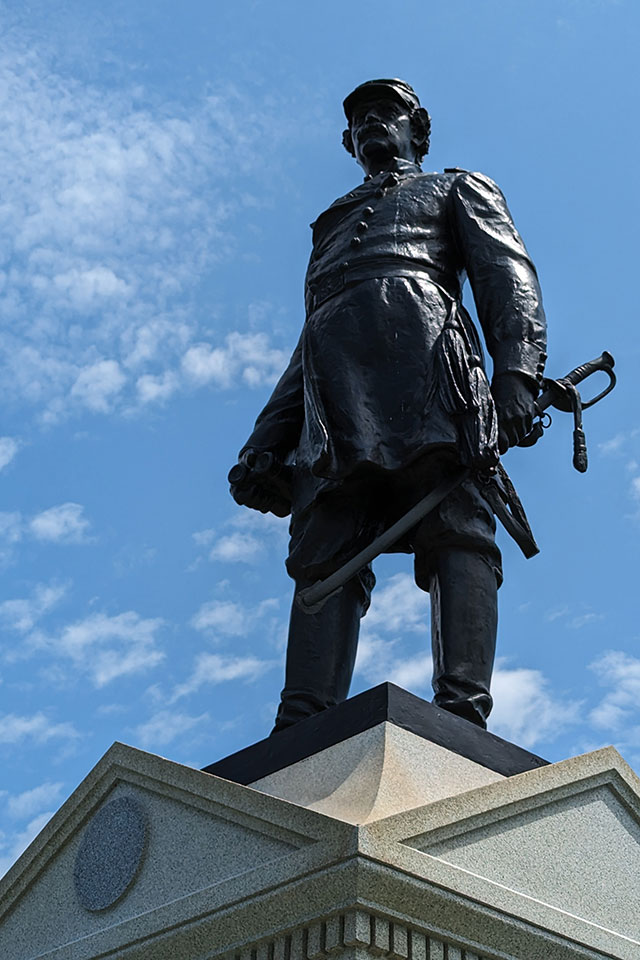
<box><xmin>429</xmin><ymin>547</ymin><xmax>498</xmax><ymax>728</ymax></box>
<box><xmin>272</xmin><ymin>577</ymin><xmax>365</xmax><ymax>733</ymax></box>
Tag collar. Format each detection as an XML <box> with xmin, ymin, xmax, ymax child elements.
<box><xmin>364</xmin><ymin>158</ymin><xmax>422</xmax><ymax>181</ymax></box>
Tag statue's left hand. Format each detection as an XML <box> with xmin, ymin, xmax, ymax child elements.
<box><xmin>491</xmin><ymin>372</ymin><xmax>538</xmax><ymax>454</ymax></box>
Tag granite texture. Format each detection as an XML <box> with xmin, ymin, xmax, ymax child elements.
<box><xmin>0</xmin><ymin>742</ymin><xmax>351</xmax><ymax>960</ymax></box>
<box><xmin>0</xmin><ymin>737</ymin><xmax>638</xmax><ymax>959</ymax></box>
<box><xmin>421</xmin><ymin>782</ymin><xmax>640</xmax><ymax>942</ymax></box>
<box><xmin>250</xmin><ymin>722</ymin><xmax>504</xmax><ymax>822</ymax></box>
<box><xmin>73</xmin><ymin>795</ymin><xmax>147</xmax><ymax>911</ymax></box>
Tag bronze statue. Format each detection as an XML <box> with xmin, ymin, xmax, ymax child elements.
<box><xmin>228</xmin><ymin>79</ymin><xmax>603</xmax><ymax>733</ymax></box>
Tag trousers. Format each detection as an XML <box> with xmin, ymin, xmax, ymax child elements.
<box><xmin>274</xmin><ymin>459</ymin><xmax>502</xmax><ymax>731</ymax></box>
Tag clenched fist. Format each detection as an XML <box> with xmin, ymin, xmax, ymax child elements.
<box><xmin>491</xmin><ymin>372</ymin><xmax>538</xmax><ymax>454</ymax></box>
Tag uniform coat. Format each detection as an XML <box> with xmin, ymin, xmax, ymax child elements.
<box><xmin>242</xmin><ymin>159</ymin><xmax>547</xmax><ymax>518</ymax></box>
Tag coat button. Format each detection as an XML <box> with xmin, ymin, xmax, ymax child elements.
<box><xmin>375</xmin><ymin>188</ymin><xmax>385</xmax><ymax>197</ymax></box>
<box><xmin>356</xmin><ymin>221</ymin><xmax>369</xmax><ymax>233</ymax></box>
<box><xmin>350</xmin><ymin>236</ymin><xmax>362</xmax><ymax>247</ymax></box>
<box><xmin>341</xmin><ymin>261</ymin><xmax>350</xmax><ymax>270</ymax></box>
<box><xmin>363</xmin><ymin>206</ymin><xmax>374</xmax><ymax>216</ymax></box>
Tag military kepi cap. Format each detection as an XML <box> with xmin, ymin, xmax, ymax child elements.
<box><xmin>343</xmin><ymin>79</ymin><xmax>421</xmax><ymax>122</ymax></box>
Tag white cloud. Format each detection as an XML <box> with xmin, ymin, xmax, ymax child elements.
<box><xmin>190</xmin><ymin>599</ymin><xmax>252</xmax><ymax>636</ymax></box>
<box><xmin>588</xmin><ymin>650</ymin><xmax>640</xmax><ymax>732</ymax></box>
<box><xmin>136</xmin><ymin>370</ymin><xmax>179</xmax><ymax>405</ymax></box>
<box><xmin>0</xmin><ymin>511</ymin><xmax>22</xmax><ymax>540</ymax></box>
<box><xmin>489</xmin><ymin>665</ymin><xmax>582</xmax><ymax>749</ymax></box>
<box><xmin>545</xmin><ymin>605</ymin><xmax>569</xmax><ymax>622</ymax></box>
<box><xmin>597</xmin><ymin>433</ymin><xmax>626</xmax><ymax>456</ymax></box>
<box><xmin>0</xmin><ymin>37</ymin><xmax>297</xmax><ymax>421</ymax></box>
<box><xmin>0</xmin><ymin>581</ymin><xmax>66</xmax><ymax>632</ymax></box>
<box><xmin>354</xmin><ymin>575</ymin><xmax>431</xmax><ymax>690</ymax></box>
<box><xmin>0</xmin><ymin>712</ymin><xmax>79</xmax><ymax>745</ymax></box>
<box><xmin>28</xmin><ymin>611</ymin><xmax>165</xmax><ymax>687</ymax></box>
<box><xmin>171</xmin><ymin>652</ymin><xmax>274</xmax><ymax>702</ymax></box>
<box><xmin>209</xmin><ymin>532</ymin><xmax>264</xmax><ymax>563</ymax></box>
<box><xmin>365</xmin><ymin>573</ymin><xmax>428</xmax><ymax>634</ymax></box>
<box><xmin>70</xmin><ymin>360</ymin><xmax>126</xmax><ymax>413</ymax></box>
<box><xmin>0</xmin><ymin>437</ymin><xmax>19</xmax><ymax>471</ymax></box>
<box><xmin>29</xmin><ymin>503</ymin><xmax>91</xmax><ymax>543</ymax></box>
<box><xmin>569</xmin><ymin>612</ymin><xmax>604</xmax><ymax>629</ymax></box>
<box><xmin>544</xmin><ymin>605</ymin><xmax>602</xmax><ymax>629</ymax></box>
<box><xmin>194</xmin><ymin>509</ymin><xmax>288</xmax><ymax>566</ymax></box>
<box><xmin>181</xmin><ymin>331</ymin><xmax>288</xmax><ymax>390</ymax></box>
<box><xmin>192</xmin><ymin>528</ymin><xmax>216</xmax><ymax>547</ymax></box>
<box><xmin>6</xmin><ymin>781</ymin><xmax>64</xmax><ymax>820</ymax></box>
<box><xmin>135</xmin><ymin>709</ymin><xmax>209</xmax><ymax>749</ymax></box>
<box><xmin>190</xmin><ymin>596</ymin><xmax>278</xmax><ymax>638</ymax></box>
<box><xmin>387</xmin><ymin>653</ymin><xmax>433</xmax><ymax>689</ymax></box>
<box><xmin>0</xmin><ymin>811</ymin><xmax>53</xmax><ymax>878</ymax></box>
<box><xmin>354</xmin><ymin>632</ymin><xmax>432</xmax><ymax>691</ymax></box>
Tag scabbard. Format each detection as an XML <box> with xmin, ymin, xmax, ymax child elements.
<box><xmin>481</xmin><ymin>468</ymin><xmax>539</xmax><ymax>559</ymax></box>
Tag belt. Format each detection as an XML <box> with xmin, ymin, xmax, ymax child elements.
<box><xmin>307</xmin><ymin>260</ymin><xmax>459</xmax><ymax>312</ymax></box>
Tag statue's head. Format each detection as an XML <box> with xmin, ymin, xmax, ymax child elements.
<box><xmin>342</xmin><ymin>79</ymin><xmax>431</xmax><ymax>172</ymax></box>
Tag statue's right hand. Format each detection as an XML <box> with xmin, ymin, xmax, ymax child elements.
<box><xmin>228</xmin><ymin>450</ymin><xmax>292</xmax><ymax>517</ymax></box>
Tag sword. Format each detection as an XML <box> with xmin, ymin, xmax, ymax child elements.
<box><xmin>296</xmin><ymin>350</ymin><xmax>616</xmax><ymax>614</ymax></box>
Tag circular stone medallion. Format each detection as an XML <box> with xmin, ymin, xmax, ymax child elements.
<box><xmin>74</xmin><ymin>795</ymin><xmax>148</xmax><ymax>911</ymax></box>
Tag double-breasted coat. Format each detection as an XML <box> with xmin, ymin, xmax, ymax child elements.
<box><xmin>242</xmin><ymin>159</ymin><xmax>547</xmax><ymax>521</ymax></box>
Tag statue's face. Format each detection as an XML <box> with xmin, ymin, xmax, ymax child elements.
<box><xmin>349</xmin><ymin>97</ymin><xmax>415</xmax><ymax>171</ymax></box>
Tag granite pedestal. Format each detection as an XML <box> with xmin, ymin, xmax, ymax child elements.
<box><xmin>1</xmin><ymin>684</ymin><xmax>638</xmax><ymax>959</ymax></box>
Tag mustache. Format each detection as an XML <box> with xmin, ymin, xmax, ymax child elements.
<box><xmin>357</xmin><ymin>122</ymin><xmax>389</xmax><ymax>138</ymax></box>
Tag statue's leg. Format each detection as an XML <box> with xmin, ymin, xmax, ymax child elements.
<box><xmin>272</xmin><ymin>576</ymin><xmax>368</xmax><ymax>732</ymax></box>
<box><xmin>411</xmin><ymin>472</ymin><xmax>502</xmax><ymax>729</ymax></box>
<box><xmin>273</xmin><ymin>490</ymin><xmax>377</xmax><ymax>733</ymax></box>
<box><xmin>428</xmin><ymin>547</ymin><xmax>498</xmax><ymax>727</ymax></box>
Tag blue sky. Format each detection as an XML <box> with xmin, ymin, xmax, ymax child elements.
<box><xmin>1</xmin><ymin>0</ymin><xmax>639</xmax><ymax>874</ymax></box>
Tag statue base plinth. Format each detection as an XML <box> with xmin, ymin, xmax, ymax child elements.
<box><xmin>1</xmin><ymin>684</ymin><xmax>639</xmax><ymax>959</ymax></box>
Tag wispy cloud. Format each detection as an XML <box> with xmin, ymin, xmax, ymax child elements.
<box><xmin>0</xmin><ymin>437</ymin><xmax>19</xmax><ymax>471</ymax></box>
<box><xmin>588</xmin><ymin>650</ymin><xmax>640</xmax><ymax>732</ymax></box>
<box><xmin>25</xmin><ymin>611</ymin><xmax>165</xmax><ymax>687</ymax></box>
<box><xmin>181</xmin><ymin>332</ymin><xmax>288</xmax><ymax>391</ymax></box>
<box><xmin>0</xmin><ymin>503</ymin><xmax>92</xmax><ymax>563</ymax></box>
<box><xmin>70</xmin><ymin>360</ymin><xmax>126</xmax><ymax>413</ymax></box>
<box><xmin>0</xmin><ymin>779</ymin><xmax>64</xmax><ymax>878</ymax></box>
<box><xmin>5</xmin><ymin>781</ymin><xmax>64</xmax><ymax>820</ymax></box>
<box><xmin>0</xmin><ymin>712</ymin><xmax>79</xmax><ymax>745</ymax></box>
<box><xmin>598</xmin><ymin>433</ymin><xmax>626</xmax><ymax>456</ymax></box>
<box><xmin>355</xmin><ymin>574</ymin><xmax>431</xmax><ymax>689</ymax></box>
<box><xmin>364</xmin><ymin>573</ymin><xmax>427</xmax><ymax>634</ymax></box>
<box><xmin>0</xmin><ymin>811</ymin><xmax>54</xmax><ymax>878</ymax></box>
<box><xmin>171</xmin><ymin>652</ymin><xmax>274</xmax><ymax>702</ymax></box>
<box><xmin>0</xmin><ymin>581</ymin><xmax>67</xmax><ymax>632</ymax></box>
<box><xmin>29</xmin><ymin>503</ymin><xmax>91</xmax><ymax>543</ymax></box>
<box><xmin>0</xmin><ymin>36</ymin><xmax>297</xmax><ymax>422</ymax></box>
<box><xmin>194</xmin><ymin>509</ymin><xmax>288</xmax><ymax>567</ymax></box>
<box><xmin>190</xmin><ymin>596</ymin><xmax>279</xmax><ymax>638</ymax></box>
<box><xmin>135</xmin><ymin>709</ymin><xmax>209</xmax><ymax>749</ymax></box>
<box><xmin>490</xmin><ymin>664</ymin><xmax>582</xmax><ymax>749</ymax></box>
<box><xmin>544</xmin><ymin>604</ymin><xmax>603</xmax><ymax>629</ymax></box>
<box><xmin>208</xmin><ymin>532</ymin><xmax>264</xmax><ymax>564</ymax></box>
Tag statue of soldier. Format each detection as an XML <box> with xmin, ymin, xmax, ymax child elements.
<box><xmin>230</xmin><ymin>79</ymin><xmax>547</xmax><ymax>732</ymax></box>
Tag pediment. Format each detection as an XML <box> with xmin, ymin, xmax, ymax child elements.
<box><xmin>0</xmin><ymin>742</ymin><xmax>351</xmax><ymax>960</ymax></box>
<box><xmin>360</xmin><ymin>746</ymin><xmax>640</xmax><ymax>949</ymax></box>
<box><xmin>416</xmin><ymin>780</ymin><xmax>640</xmax><ymax>940</ymax></box>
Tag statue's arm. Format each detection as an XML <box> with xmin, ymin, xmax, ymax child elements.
<box><xmin>231</xmin><ymin>336</ymin><xmax>304</xmax><ymax>516</ymax></box>
<box><xmin>449</xmin><ymin>172</ymin><xmax>547</xmax><ymax>450</ymax></box>
<box><xmin>239</xmin><ymin>335</ymin><xmax>304</xmax><ymax>457</ymax></box>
